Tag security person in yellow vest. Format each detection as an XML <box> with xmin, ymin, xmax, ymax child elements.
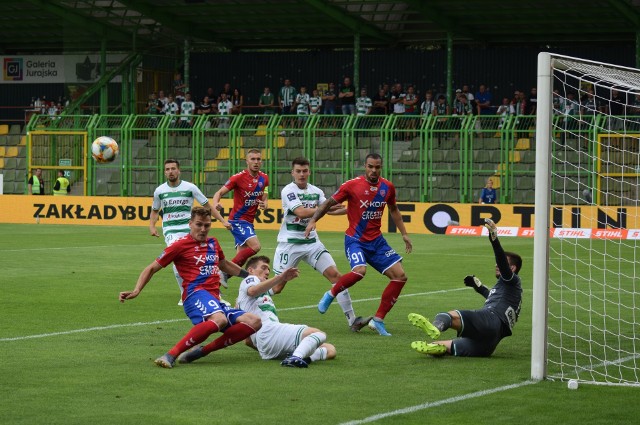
<box><xmin>53</xmin><ymin>170</ymin><xmax>70</xmax><ymax>196</ymax></box>
<box><xmin>28</xmin><ymin>168</ymin><xmax>44</xmax><ymax>195</ymax></box>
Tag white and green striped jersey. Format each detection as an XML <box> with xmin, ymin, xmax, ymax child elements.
<box><xmin>278</xmin><ymin>181</ymin><xmax>326</xmax><ymax>243</ymax></box>
<box><xmin>309</xmin><ymin>96</ymin><xmax>322</xmax><ymax>114</ymax></box>
<box><xmin>356</xmin><ymin>96</ymin><xmax>372</xmax><ymax>115</ymax></box>
<box><xmin>295</xmin><ymin>93</ymin><xmax>310</xmax><ymax>115</ymax></box>
<box><xmin>152</xmin><ymin>180</ymin><xmax>209</xmax><ymax>246</ymax></box>
<box><xmin>218</xmin><ymin>100</ymin><xmax>233</xmax><ymax>115</ymax></box>
<box><xmin>237</xmin><ymin>275</ymin><xmax>280</xmax><ymax>323</ymax></box>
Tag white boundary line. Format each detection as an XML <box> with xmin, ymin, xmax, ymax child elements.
<box><xmin>338</xmin><ymin>380</ymin><xmax>537</xmax><ymax>425</ymax></box>
<box><xmin>0</xmin><ymin>288</ymin><xmax>465</xmax><ymax>342</ymax></box>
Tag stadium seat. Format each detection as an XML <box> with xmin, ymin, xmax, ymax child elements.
<box><xmin>515</xmin><ymin>138</ymin><xmax>531</xmax><ymax>150</ymax></box>
<box><xmin>0</xmin><ymin>125</ymin><xmax>8</xmax><ymax>135</ymax></box>
<box><xmin>9</xmin><ymin>124</ymin><xmax>21</xmax><ymax>134</ymax></box>
<box><xmin>14</xmin><ymin>180</ymin><xmax>25</xmax><ymax>193</ymax></box>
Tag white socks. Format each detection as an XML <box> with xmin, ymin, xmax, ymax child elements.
<box><xmin>292</xmin><ymin>331</ymin><xmax>326</xmax><ymax>359</ymax></box>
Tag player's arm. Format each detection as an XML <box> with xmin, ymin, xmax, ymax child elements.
<box><xmin>258</xmin><ymin>188</ymin><xmax>268</xmax><ymax>210</ymax></box>
<box><xmin>211</xmin><ymin>186</ymin><xmax>232</xmax><ymax>229</ymax></box>
<box><xmin>388</xmin><ymin>203</ymin><xmax>412</xmax><ymax>254</ymax></box>
<box><xmin>149</xmin><ymin>209</ymin><xmax>161</xmax><ymax>237</ymax></box>
<box><xmin>304</xmin><ymin>197</ymin><xmax>338</xmax><ymax>238</ymax></box>
<box><xmin>327</xmin><ymin>203</ymin><xmax>347</xmax><ymax>215</ymax></box>
<box><xmin>463</xmin><ymin>275</ymin><xmax>490</xmax><ymax>299</ymax></box>
<box><xmin>119</xmin><ymin>261</ymin><xmax>163</xmax><ymax>302</ymax></box>
<box><xmin>218</xmin><ymin>258</ymin><xmax>250</xmax><ymax>278</ymax></box>
<box><xmin>245</xmin><ymin>268</ymin><xmax>300</xmax><ymax>297</ymax></box>
<box><xmin>484</xmin><ymin>219</ymin><xmax>514</xmax><ymax>281</ymax></box>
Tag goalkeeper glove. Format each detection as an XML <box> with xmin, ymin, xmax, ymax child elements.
<box><xmin>484</xmin><ymin>218</ymin><xmax>497</xmax><ymax>241</ymax></box>
<box><xmin>464</xmin><ymin>275</ymin><xmax>483</xmax><ymax>289</ymax></box>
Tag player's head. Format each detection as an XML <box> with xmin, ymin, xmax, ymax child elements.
<box><xmin>364</xmin><ymin>153</ymin><xmax>383</xmax><ymax>183</ymax></box>
<box><xmin>189</xmin><ymin>206</ymin><xmax>212</xmax><ymax>242</ymax></box>
<box><xmin>34</xmin><ymin>168</ymin><xmax>42</xmax><ymax>177</ymax></box>
<box><xmin>164</xmin><ymin>159</ymin><xmax>181</xmax><ymax>184</ymax></box>
<box><xmin>246</xmin><ymin>149</ymin><xmax>262</xmax><ymax>174</ymax></box>
<box><xmin>486</xmin><ymin>178</ymin><xmax>493</xmax><ymax>188</ymax></box>
<box><xmin>245</xmin><ymin>255</ymin><xmax>271</xmax><ymax>281</ymax></box>
<box><xmin>496</xmin><ymin>252</ymin><xmax>523</xmax><ymax>277</ymax></box>
<box><xmin>291</xmin><ymin>157</ymin><xmax>310</xmax><ymax>187</ymax></box>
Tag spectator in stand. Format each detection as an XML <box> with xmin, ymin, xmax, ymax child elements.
<box><xmin>198</xmin><ymin>96</ymin><xmax>213</xmax><ymax>116</ymax></box>
<box><xmin>355</xmin><ymin>88</ymin><xmax>372</xmax><ymax>116</ymax></box>
<box><xmin>496</xmin><ymin>97</ymin><xmax>513</xmax><ymax>129</ymax></box>
<box><xmin>339</xmin><ymin>77</ymin><xmax>356</xmax><ymax>115</ymax></box>
<box><xmin>163</xmin><ymin>94</ymin><xmax>180</xmax><ymax>128</ymax></box>
<box><xmin>479</xmin><ymin>178</ymin><xmax>497</xmax><ymax>204</ymax></box>
<box><xmin>279</xmin><ymin>79</ymin><xmax>297</xmax><ymax>115</ymax></box>
<box><xmin>420</xmin><ymin>91</ymin><xmax>436</xmax><ymax>116</ymax></box>
<box><xmin>259</xmin><ymin>87</ymin><xmax>275</xmax><ymax>115</ymax></box>
<box><xmin>294</xmin><ymin>85</ymin><xmax>310</xmax><ymax>127</ymax></box>
<box><xmin>513</xmin><ymin>90</ymin><xmax>527</xmax><ymax>117</ymax></box>
<box><xmin>309</xmin><ymin>88</ymin><xmax>322</xmax><ymax>115</ymax></box>
<box><xmin>173</xmin><ymin>72</ymin><xmax>186</xmax><ymax>107</ymax></box>
<box><xmin>218</xmin><ymin>92</ymin><xmax>233</xmax><ymax>130</ymax></box>
<box><xmin>28</xmin><ymin>168</ymin><xmax>44</xmax><ymax>195</ymax></box>
<box><xmin>527</xmin><ymin>87</ymin><xmax>537</xmax><ymax>115</ymax></box>
<box><xmin>404</xmin><ymin>85</ymin><xmax>419</xmax><ymax>115</ymax></box>
<box><xmin>609</xmin><ymin>89</ymin><xmax>625</xmax><ymax>130</ymax></box>
<box><xmin>163</xmin><ymin>94</ymin><xmax>179</xmax><ymax>116</ymax></box>
<box><xmin>218</xmin><ymin>83</ymin><xmax>233</xmax><ymax>105</ymax></box>
<box><xmin>434</xmin><ymin>94</ymin><xmax>450</xmax><ymax>146</ymax></box>
<box><xmin>453</xmin><ymin>91</ymin><xmax>473</xmax><ymax>116</ymax></box>
<box><xmin>580</xmin><ymin>88</ymin><xmax>604</xmax><ymax>115</ymax></box>
<box><xmin>552</xmin><ymin>89</ymin><xmax>563</xmax><ymax>115</ymax></box>
<box><xmin>231</xmin><ymin>88</ymin><xmax>243</xmax><ymax>115</ymax></box>
<box><xmin>157</xmin><ymin>90</ymin><xmax>169</xmax><ymax>110</ymax></box>
<box><xmin>179</xmin><ymin>92</ymin><xmax>196</xmax><ymax>128</ymax></box>
<box><xmin>462</xmin><ymin>85</ymin><xmax>475</xmax><ymax>112</ymax></box>
<box><xmin>390</xmin><ymin>83</ymin><xmax>406</xmax><ymax>115</ymax></box>
<box><xmin>372</xmin><ymin>88</ymin><xmax>389</xmax><ymax>115</ymax></box>
<box><xmin>475</xmin><ymin>84</ymin><xmax>493</xmax><ymax>115</ymax></box>
<box><xmin>322</xmin><ymin>82</ymin><xmax>337</xmax><ymax>115</ymax></box>
<box><xmin>146</xmin><ymin>92</ymin><xmax>163</xmax><ymax>127</ymax></box>
<box><xmin>47</xmin><ymin>102</ymin><xmax>59</xmax><ymax>118</ymax></box>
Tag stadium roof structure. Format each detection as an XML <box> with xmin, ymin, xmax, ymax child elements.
<box><xmin>1</xmin><ymin>0</ymin><xmax>640</xmax><ymax>54</ymax></box>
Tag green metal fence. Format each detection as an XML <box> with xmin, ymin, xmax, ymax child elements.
<box><xmin>20</xmin><ymin>112</ymin><xmax>625</xmax><ymax>203</ymax></box>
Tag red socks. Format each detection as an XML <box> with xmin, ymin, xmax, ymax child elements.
<box><xmin>330</xmin><ymin>271</ymin><xmax>364</xmax><ymax>297</ymax></box>
<box><xmin>167</xmin><ymin>320</ymin><xmax>219</xmax><ymax>357</ymax></box>
<box><xmin>201</xmin><ymin>322</ymin><xmax>256</xmax><ymax>355</ymax></box>
<box><xmin>375</xmin><ymin>279</ymin><xmax>406</xmax><ymax>320</ymax></box>
<box><xmin>232</xmin><ymin>247</ymin><xmax>257</xmax><ymax>267</ymax></box>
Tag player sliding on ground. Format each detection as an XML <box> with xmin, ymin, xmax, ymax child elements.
<box><xmin>408</xmin><ymin>218</ymin><xmax>522</xmax><ymax>357</ymax></box>
<box><xmin>235</xmin><ymin>256</ymin><xmax>337</xmax><ymax>368</ymax></box>
<box><xmin>119</xmin><ymin>206</ymin><xmax>261</xmax><ymax>368</ymax></box>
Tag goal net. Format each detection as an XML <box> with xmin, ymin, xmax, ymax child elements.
<box><xmin>532</xmin><ymin>53</ymin><xmax>640</xmax><ymax>386</ymax></box>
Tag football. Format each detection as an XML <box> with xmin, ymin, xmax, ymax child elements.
<box><xmin>91</xmin><ymin>136</ymin><xmax>119</xmax><ymax>163</ymax></box>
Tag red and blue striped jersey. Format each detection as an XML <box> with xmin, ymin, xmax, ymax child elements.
<box><xmin>332</xmin><ymin>175</ymin><xmax>396</xmax><ymax>242</ymax></box>
<box><xmin>225</xmin><ymin>170</ymin><xmax>269</xmax><ymax>223</ymax></box>
<box><xmin>155</xmin><ymin>235</ymin><xmax>225</xmax><ymax>301</ymax></box>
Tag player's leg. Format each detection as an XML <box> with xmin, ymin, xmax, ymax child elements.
<box><xmin>317</xmin><ymin>238</ymin><xmax>366</xmax><ymax>313</ymax></box>
<box><xmin>179</xmin><ymin>308</ymin><xmax>261</xmax><ymax>364</ymax></box>
<box><xmin>366</xmin><ymin>240</ymin><xmax>406</xmax><ymax>336</ymax></box>
<box><xmin>282</xmin><ymin>326</ymin><xmax>327</xmax><ymax>368</ymax></box>
<box><xmin>229</xmin><ymin>222</ymin><xmax>260</xmax><ymax>267</ymax></box>
<box><xmin>312</xmin><ymin>245</ymin><xmax>369</xmax><ymax>329</ymax></box>
<box><xmin>411</xmin><ymin>339</ymin><xmax>451</xmax><ymax>356</ymax></box>
<box><xmin>156</xmin><ymin>293</ymin><xmax>229</xmax><ymax>368</ymax></box>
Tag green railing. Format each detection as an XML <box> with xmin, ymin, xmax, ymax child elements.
<box><xmin>21</xmin><ymin>112</ymin><xmax>626</xmax><ymax>203</ymax></box>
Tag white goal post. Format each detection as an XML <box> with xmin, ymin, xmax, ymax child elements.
<box><xmin>532</xmin><ymin>52</ymin><xmax>640</xmax><ymax>386</ymax></box>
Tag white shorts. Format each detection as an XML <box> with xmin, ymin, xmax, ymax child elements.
<box><xmin>273</xmin><ymin>241</ymin><xmax>336</xmax><ymax>275</ymax></box>
<box><xmin>251</xmin><ymin>320</ymin><xmax>307</xmax><ymax>360</ymax></box>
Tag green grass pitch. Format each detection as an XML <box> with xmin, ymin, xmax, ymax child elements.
<box><xmin>0</xmin><ymin>224</ymin><xmax>637</xmax><ymax>424</ymax></box>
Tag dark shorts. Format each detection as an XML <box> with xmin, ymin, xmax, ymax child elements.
<box><xmin>451</xmin><ymin>308</ymin><xmax>506</xmax><ymax>357</ymax></box>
